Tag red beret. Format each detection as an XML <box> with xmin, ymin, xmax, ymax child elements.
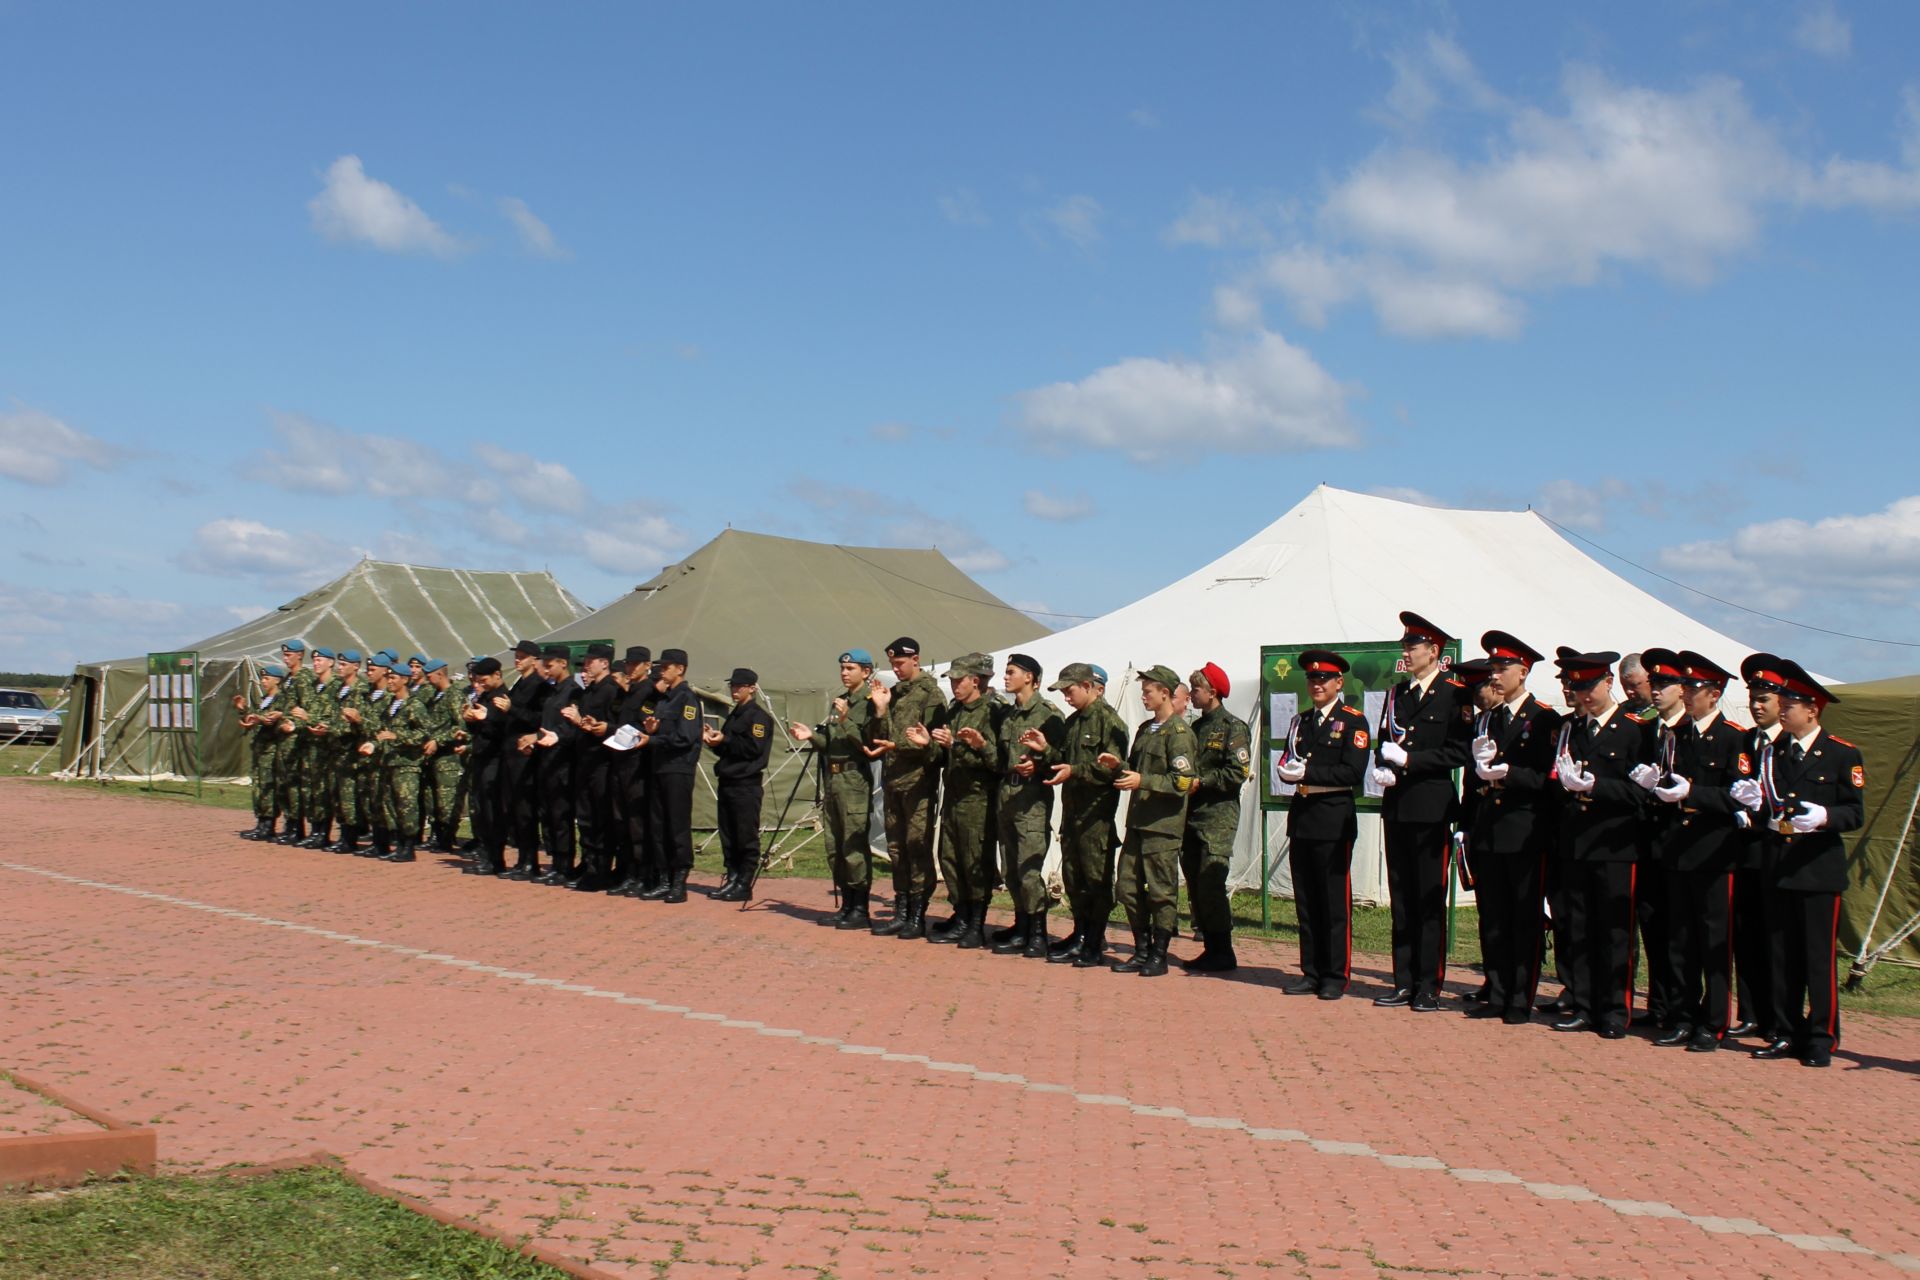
<box><xmin>1198</xmin><ymin>661</ymin><xmax>1230</xmax><ymax>699</ymax></box>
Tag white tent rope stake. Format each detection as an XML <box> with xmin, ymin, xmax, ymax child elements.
<box><xmin>1846</xmin><ymin>743</ymin><xmax>1920</xmax><ymax>982</ymax></box>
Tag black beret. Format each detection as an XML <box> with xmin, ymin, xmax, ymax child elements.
<box><xmin>728</xmin><ymin>667</ymin><xmax>758</xmax><ymax>686</ymax></box>
<box><xmin>1008</xmin><ymin>653</ymin><xmax>1041</xmax><ymax>679</ymax></box>
<box><xmin>659</xmin><ymin>647</ymin><xmax>689</xmax><ymax>667</ymax></box>
<box><xmin>513</xmin><ymin>639</ymin><xmax>541</xmax><ymax>658</ymax></box>
<box><xmin>885</xmin><ymin>636</ymin><xmax>919</xmax><ymax>657</ymax></box>
<box><xmin>541</xmin><ymin>644</ymin><xmax>570</xmax><ymax>660</ymax></box>
<box><xmin>584</xmin><ymin>642</ymin><xmax>615</xmax><ymax>661</ymax></box>
<box><xmin>624</xmin><ymin>645</ymin><xmax>652</xmax><ymax>664</ymax></box>
<box><xmin>471</xmin><ymin>657</ymin><xmax>502</xmax><ymax>676</ymax></box>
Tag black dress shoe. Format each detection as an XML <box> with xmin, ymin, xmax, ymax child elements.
<box><xmin>1726</xmin><ymin>1020</ymin><xmax>1759</xmax><ymax>1038</ymax></box>
<box><xmin>1283</xmin><ymin>976</ymin><xmax>1319</xmax><ymax>996</ymax></box>
<box><xmin>1652</xmin><ymin>1024</ymin><xmax>1694</xmax><ymax>1047</ymax></box>
<box><xmin>1751</xmin><ymin>1037</ymin><xmax>1797</xmax><ymax>1060</ymax></box>
<box><xmin>1465</xmin><ymin>1003</ymin><xmax>1504</xmax><ymax>1019</ymax></box>
<box><xmin>1536</xmin><ymin>993</ymin><xmax>1572</xmax><ymax>1013</ymax></box>
<box><xmin>1501</xmin><ymin>1007</ymin><xmax>1532</xmax><ymax>1026</ymax></box>
<box><xmin>503</xmin><ymin>867</ymin><xmax>532</xmax><ymax>881</ymax></box>
<box><xmin>1800</xmin><ymin>1054</ymin><xmax>1831</xmax><ymax>1068</ymax></box>
<box><xmin>1410</xmin><ymin>991</ymin><xmax>1440</xmax><ymax>1013</ymax></box>
<box><xmin>1596</xmin><ymin>1025</ymin><xmax>1627</xmax><ymax>1040</ymax></box>
<box><xmin>1686</xmin><ymin>1030</ymin><xmax>1719</xmax><ymax>1053</ymax></box>
<box><xmin>1551</xmin><ymin>1013</ymin><xmax>1593</xmax><ymax>1033</ymax></box>
<box><xmin>1316</xmin><ymin>984</ymin><xmax>1344</xmax><ymax>1001</ymax></box>
<box><xmin>1372</xmin><ymin>988</ymin><xmax>1413</xmax><ymax>1008</ymax></box>
<box><xmin>1468</xmin><ymin>983</ymin><xmax>1491</xmax><ymax>1005</ymax></box>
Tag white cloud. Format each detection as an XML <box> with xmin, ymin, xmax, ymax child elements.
<box><xmin>1367</xmin><ymin>485</ymin><xmax>1449</xmax><ymax>508</ymax></box>
<box><xmin>1663</xmin><ymin>495</ymin><xmax>1920</xmax><ymax>599</ymax></box>
<box><xmin>242</xmin><ymin>410</ymin><xmax>464</xmax><ymax>501</ymax></box>
<box><xmin>308</xmin><ymin>155</ymin><xmax>464</xmax><ymax>258</ymax></box>
<box><xmin>1532</xmin><ymin>478</ymin><xmax>1637</xmax><ymax>532</ymax></box>
<box><xmin>581</xmin><ymin>505</ymin><xmax>688</xmax><ymax>577</ymax></box>
<box><xmin>473</xmin><ymin>443</ymin><xmax>589</xmax><ymax>514</ymax></box>
<box><xmin>0</xmin><ymin>581</ymin><xmax>192</xmax><ymax>671</ymax></box>
<box><xmin>1193</xmin><ymin>47</ymin><xmax>1920</xmax><ymax>340</ymax></box>
<box><xmin>0</xmin><ymin>404</ymin><xmax>119</xmax><ymax>486</ymax></box>
<box><xmin>1014</xmin><ymin>328</ymin><xmax>1361</xmax><ymax>461</ymax></box>
<box><xmin>938</xmin><ymin>188</ymin><xmax>989</xmax><ymax>227</ymax></box>
<box><xmin>787</xmin><ymin>480</ymin><xmax>1011</xmax><ymax>573</ymax></box>
<box><xmin>498</xmin><ymin>196</ymin><xmax>570</xmax><ymax>259</ymax></box>
<box><xmin>178</xmin><ymin>517</ymin><xmax>343</xmax><ymax>581</ymax></box>
<box><xmin>1128</xmin><ymin>107</ymin><xmax>1162</xmax><ymax>130</ymax></box>
<box><xmin>1023</xmin><ymin>489</ymin><xmax>1095</xmax><ymax>521</ymax></box>
<box><xmin>1794</xmin><ymin>3</ymin><xmax>1852</xmax><ymax>59</ymax></box>
<box><xmin>1041</xmin><ymin>194</ymin><xmax>1105</xmax><ymax>249</ymax></box>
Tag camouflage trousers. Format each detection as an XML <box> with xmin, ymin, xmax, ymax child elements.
<box><xmin>1180</xmin><ymin>800</ymin><xmax>1240</xmax><ymax>936</ymax></box>
<box><xmin>382</xmin><ymin>758</ymin><xmax>424</xmax><ymax>837</ymax></box>
<box><xmin>882</xmin><ymin>770</ymin><xmax>938</xmax><ymax>898</ymax></box>
<box><xmin>1057</xmin><ymin>798</ymin><xmax>1118</xmax><ymax>929</ymax></box>
<box><xmin>305</xmin><ymin>745</ymin><xmax>342</xmax><ymax>826</ymax></box>
<box><xmin>997</xmin><ymin>784</ymin><xmax>1054</xmax><ymax>916</ymax></box>
<box><xmin>423</xmin><ymin>751</ymin><xmax>463</xmax><ymax>832</ymax></box>
<box><xmin>281</xmin><ymin>736</ymin><xmax>311</xmax><ymax>822</ymax></box>
<box><xmin>936</xmin><ymin>784</ymin><xmax>994</xmax><ymax>909</ymax></box>
<box><xmin>339</xmin><ymin>755</ymin><xmax>379</xmax><ymax>829</ymax></box>
<box><xmin>823</xmin><ymin>770</ymin><xmax>873</xmax><ymax>889</ymax></box>
<box><xmin>1116</xmin><ymin>828</ymin><xmax>1181</xmax><ymax>936</ymax></box>
<box><xmin>249</xmin><ymin>737</ymin><xmax>289</xmax><ymax>821</ymax></box>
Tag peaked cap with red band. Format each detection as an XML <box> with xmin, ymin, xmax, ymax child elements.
<box><xmin>1454</xmin><ymin>657</ymin><xmax>1494</xmax><ymax>687</ymax></box>
<box><xmin>1675</xmin><ymin>649</ymin><xmax>1732</xmax><ymax>688</ymax></box>
<box><xmin>1740</xmin><ymin>652</ymin><xmax>1790</xmax><ymax>693</ymax></box>
<box><xmin>1554</xmin><ymin>649</ymin><xmax>1620</xmax><ymax>687</ymax></box>
<box><xmin>1773</xmin><ymin>657</ymin><xmax>1839</xmax><ymax>708</ymax></box>
<box><xmin>1398</xmin><ymin>610</ymin><xmax>1452</xmax><ymax>647</ymax></box>
<box><xmin>1639</xmin><ymin>647</ymin><xmax>1685</xmax><ymax>681</ymax></box>
<box><xmin>1298</xmin><ymin>649</ymin><xmax>1350</xmax><ymax>677</ymax></box>
<box><xmin>1481</xmin><ymin>630</ymin><xmax>1543</xmax><ymax>667</ymax></box>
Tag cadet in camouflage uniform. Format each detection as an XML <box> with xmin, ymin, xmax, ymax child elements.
<box><xmin>1180</xmin><ymin>662</ymin><xmax>1251</xmax><ymax>973</ymax></box>
<box><xmin>1041</xmin><ymin>662</ymin><xmax>1128</xmax><ymax>966</ymax></box>
<box><xmin>294</xmin><ymin>647</ymin><xmax>343</xmax><ymax>848</ymax></box>
<box><xmin>927</xmin><ymin>653</ymin><xmax>1003</xmax><ymax>949</ymax></box>
<box><xmin>274</xmin><ymin>639</ymin><xmax>316</xmax><ymax>845</ymax></box>
<box><xmin>322</xmin><ymin>652</ymin><xmax>367</xmax><ymax>852</ymax></box>
<box><xmin>344</xmin><ymin>651</ymin><xmax>397</xmax><ymax>855</ymax></box>
<box><xmin>995</xmin><ymin>653</ymin><xmax>1066</xmax><ymax>958</ymax></box>
<box><xmin>235</xmin><ymin>663</ymin><xmax>294</xmax><ymax>840</ymax></box>
<box><xmin>789</xmin><ymin>648</ymin><xmax>878</xmax><ymax>929</ymax></box>
<box><xmin>866</xmin><ymin>637</ymin><xmax>947</xmax><ymax>940</ymax></box>
<box><xmin>363</xmin><ymin>666</ymin><xmax>429</xmax><ymax>863</ymax></box>
<box><xmin>1108</xmin><ymin>664</ymin><xmax>1199</xmax><ymax>977</ymax></box>
<box><xmin>417</xmin><ymin>660</ymin><xmax>466</xmax><ymax>852</ymax></box>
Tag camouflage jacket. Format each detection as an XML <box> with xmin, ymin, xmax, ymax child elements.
<box><xmin>1123</xmin><ymin>713</ymin><xmax>1198</xmax><ymax>836</ymax></box>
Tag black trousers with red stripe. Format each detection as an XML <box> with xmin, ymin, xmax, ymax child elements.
<box><xmin>1731</xmin><ymin>866</ymin><xmax>1771</xmax><ymax>1033</ymax></box>
<box><xmin>1475</xmin><ymin>846</ymin><xmax>1545</xmax><ymax>1017</ymax></box>
<box><xmin>1566</xmin><ymin>860</ymin><xmax>1638</xmax><ymax>1034</ymax></box>
<box><xmin>1768</xmin><ymin>886</ymin><xmax>1842</xmax><ymax>1059</ymax></box>
<box><xmin>1383</xmin><ymin>820</ymin><xmax>1451</xmax><ymax>997</ymax></box>
<box><xmin>1669</xmin><ymin>865</ymin><xmax>1734</xmax><ymax>1036</ymax></box>
<box><xmin>1288</xmin><ymin>836</ymin><xmax>1353</xmax><ymax>990</ymax></box>
<box><xmin>1636</xmin><ymin>858</ymin><xmax>1681</xmax><ymax>1024</ymax></box>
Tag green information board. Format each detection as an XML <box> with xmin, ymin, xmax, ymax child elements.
<box><xmin>1258</xmin><ymin>638</ymin><xmax>1463</xmax><ymax>813</ymax></box>
<box><xmin>146</xmin><ymin>650</ymin><xmax>203</xmax><ymax>794</ymax></box>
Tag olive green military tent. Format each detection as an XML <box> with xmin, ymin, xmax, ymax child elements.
<box><xmin>56</xmin><ymin>559</ymin><xmax>587</xmax><ymax>782</ymax></box>
<box><xmin>532</xmin><ymin>528</ymin><xmax>1049</xmax><ymax>841</ymax></box>
<box><xmin>1827</xmin><ymin>673</ymin><xmax>1920</xmax><ymax>977</ymax></box>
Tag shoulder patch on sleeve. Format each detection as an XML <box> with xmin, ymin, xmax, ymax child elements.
<box><xmin>1235</xmin><ymin>746</ymin><xmax>1250</xmax><ymax>763</ymax></box>
<box><xmin>1353</xmin><ymin>729</ymin><xmax>1369</xmax><ymax>750</ymax></box>
<box><xmin>1171</xmin><ymin>755</ymin><xmax>1191</xmax><ymax>772</ymax></box>
<box><xmin>1736</xmin><ymin>753</ymin><xmax>1752</xmax><ymax>776</ymax></box>
<box><xmin>683</xmin><ymin>704</ymin><xmax>697</xmax><ymax>720</ymax></box>
<box><xmin>1852</xmin><ymin>764</ymin><xmax>1866</xmax><ymax>788</ymax></box>
<box><xmin>751</xmin><ymin>722</ymin><xmax>765</xmax><ymax>738</ymax></box>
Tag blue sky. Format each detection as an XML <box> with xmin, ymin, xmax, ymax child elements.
<box><xmin>4</xmin><ymin>2</ymin><xmax>1917</xmax><ymax>680</ymax></box>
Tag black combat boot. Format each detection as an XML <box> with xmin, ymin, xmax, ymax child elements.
<box><xmin>818</xmin><ymin>879</ymin><xmax>849</xmax><ymax>924</ymax></box>
<box><xmin>990</xmin><ymin>911</ymin><xmax>1030</xmax><ymax>955</ymax></box>
<box><xmin>1109</xmin><ymin>930</ymin><xmax>1150</xmax><ymax>974</ymax></box>
<box><xmin>1138</xmin><ymin>928</ymin><xmax>1172</xmax><ymax>977</ymax></box>
<box><xmin>382</xmin><ymin>837</ymin><xmax>417</xmax><ymax>863</ymax></box>
<box><xmin>1182</xmin><ymin>931</ymin><xmax>1239</xmax><ymax>973</ymax></box>
<box><xmin>835</xmin><ymin>884</ymin><xmax>869</xmax><ymax>929</ymax></box>
<box><xmin>870</xmin><ymin>892</ymin><xmax>906</xmax><ymax>936</ymax></box>
<box><xmin>1047</xmin><ymin>917</ymin><xmax>1085</xmax><ymax>964</ymax></box>
<box><xmin>955</xmin><ymin>905</ymin><xmax>988</xmax><ymax>950</ymax></box>
<box><xmin>898</xmin><ymin>894</ymin><xmax>928</xmax><ymax>940</ymax></box>
<box><xmin>928</xmin><ymin>903</ymin><xmax>970</xmax><ymax>945</ymax></box>
<box><xmin>241</xmin><ymin>818</ymin><xmax>273</xmax><ymax>841</ymax></box>
<box><xmin>297</xmin><ymin>821</ymin><xmax>331</xmax><ymax>849</ymax></box>
<box><xmin>661</xmin><ymin>871</ymin><xmax>689</xmax><ymax>903</ymax></box>
<box><xmin>1022</xmin><ymin>912</ymin><xmax>1050</xmax><ymax>959</ymax></box>
<box><xmin>1073</xmin><ymin>919</ymin><xmax>1108</xmax><ymax>968</ymax></box>
<box><xmin>988</xmin><ymin>911</ymin><xmax>1025</xmax><ymax>949</ymax></box>
<box><xmin>736</xmin><ymin>863</ymin><xmax>760</xmax><ymax>904</ymax></box>
<box><xmin>274</xmin><ymin>818</ymin><xmax>305</xmax><ymax>846</ymax></box>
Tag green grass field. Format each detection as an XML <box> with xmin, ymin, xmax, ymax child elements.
<box><xmin>0</xmin><ymin>1167</ymin><xmax>568</xmax><ymax>1280</ymax></box>
<box><xmin>6</xmin><ymin>743</ymin><xmax>1916</xmax><ymax>1016</ymax></box>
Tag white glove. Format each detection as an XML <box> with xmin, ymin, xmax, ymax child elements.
<box><xmin>1653</xmin><ymin>775</ymin><xmax>1691</xmax><ymax>804</ymax></box>
<box><xmin>1277</xmin><ymin>758</ymin><xmax>1306</xmax><ymax>784</ymax></box>
<box><xmin>1475</xmin><ymin>760</ymin><xmax>1509</xmax><ymax>782</ymax></box>
<box><xmin>1379</xmin><ymin>741</ymin><xmax>1409</xmax><ymax>767</ymax></box>
<box><xmin>1471</xmin><ymin>735</ymin><xmax>1498</xmax><ymax>765</ymax></box>
<box><xmin>1729</xmin><ymin>778</ymin><xmax>1764</xmax><ymax>811</ymax></box>
<box><xmin>1557</xmin><ymin>755</ymin><xmax>1596</xmax><ymax>793</ymax></box>
<box><xmin>1628</xmin><ymin>763</ymin><xmax>1660</xmax><ymax>791</ymax></box>
<box><xmin>1369</xmin><ymin>766</ymin><xmax>1398</xmax><ymax>789</ymax></box>
<box><xmin>1734</xmin><ymin>811</ymin><xmax>1752</xmax><ymax>829</ymax></box>
<box><xmin>1790</xmin><ymin>802</ymin><xmax>1827</xmax><ymax>833</ymax></box>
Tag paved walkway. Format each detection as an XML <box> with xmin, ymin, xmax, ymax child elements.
<box><xmin>4</xmin><ymin>782</ymin><xmax>1917</xmax><ymax>1278</ymax></box>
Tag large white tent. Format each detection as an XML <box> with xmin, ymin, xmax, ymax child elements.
<box><xmin>991</xmin><ymin>485</ymin><xmax>1769</xmax><ymax>904</ymax></box>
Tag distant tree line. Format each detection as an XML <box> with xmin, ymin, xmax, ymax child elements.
<box><xmin>0</xmin><ymin>673</ymin><xmax>69</xmax><ymax>689</ymax></box>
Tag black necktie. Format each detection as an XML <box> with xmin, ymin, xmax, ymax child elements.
<box><xmin>1789</xmin><ymin>740</ymin><xmax>1805</xmax><ymax>764</ymax></box>
<box><xmin>1492</xmin><ymin>705</ymin><xmax>1511</xmax><ymax>735</ymax></box>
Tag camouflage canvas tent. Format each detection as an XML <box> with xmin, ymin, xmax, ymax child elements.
<box><xmin>57</xmin><ymin>559</ymin><xmax>587</xmax><ymax>781</ymax></box>
<box><xmin>534</xmin><ymin>528</ymin><xmax>1049</xmax><ymax>838</ymax></box>
<box><xmin>1827</xmin><ymin>673</ymin><xmax>1920</xmax><ymax>975</ymax></box>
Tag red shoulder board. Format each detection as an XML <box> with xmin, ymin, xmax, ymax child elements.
<box><xmin>1725</xmin><ymin>721</ymin><xmax>1750</xmax><ymax>734</ymax></box>
<box><xmin>1341</xmin><ymin>704</ymin><xmax>1360</xmax><ymax>716</ymax></box>
<box><xmin>1830</xmin><ymin>735</ymin><xmax>1856</xmax><ymax>748</ymax></box>
<box><xmin>1445</xmin><ymin>677</ymin><xmax>1465</xmax><ymax>688</ymax></box>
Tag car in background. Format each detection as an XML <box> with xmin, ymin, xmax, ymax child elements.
<box><xmin>0</xmin><ymin>688</ymin><xmax>65</xmax><ymax>746</ymax></box>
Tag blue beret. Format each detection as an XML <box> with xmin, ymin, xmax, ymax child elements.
<box><xmin>1090</xmin><ymin>665</ymin><xmax>1109</xmax><ymax>683</ymax></box>
<box><xmin>262</xmin><ymin>663</ymin><xmax>288</xmax><ymax>679</ymax></box>
<box><xmin>366</xmin><ymin>652</ymin><xmax>393</xmax><ymax>669</ymax></box>
<box><xmin>280</xmin><ymin>638</ymin><xmax>306</xmax><ymax>653</ymax></box>
<box><xmin>312</xmin><ymin>646</ymin><xmax>336</xmax><ymax>660</ymax></box>
<box><xmin>422</xmin><ymin>658</ymin><xmax>447</xmax><ymax>673</ymax></box>
<box><xmin>839</xmin><ymin>648</ymin><xmax>875</xmax><ymax>667</ymax></box>
<box><xmin>407</xmin><ymin>653</ymin><xmax>426</xmax><ymax>665</ymax></box>
<box><xmin>338</xmin><ymin>649</ymin><xmax>362</xmax><ymax>664</ymax></box>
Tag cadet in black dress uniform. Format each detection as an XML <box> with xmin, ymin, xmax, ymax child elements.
<box><xmin>706</xmin><ymin>667</ymin><xmax>776</xmax><ymax>901</ymax></box>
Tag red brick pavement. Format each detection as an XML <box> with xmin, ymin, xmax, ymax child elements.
<box><xmin>4</xmin><ymin>781</ymin><xmax>1917</xmax><ymax>1278</ymax></box>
